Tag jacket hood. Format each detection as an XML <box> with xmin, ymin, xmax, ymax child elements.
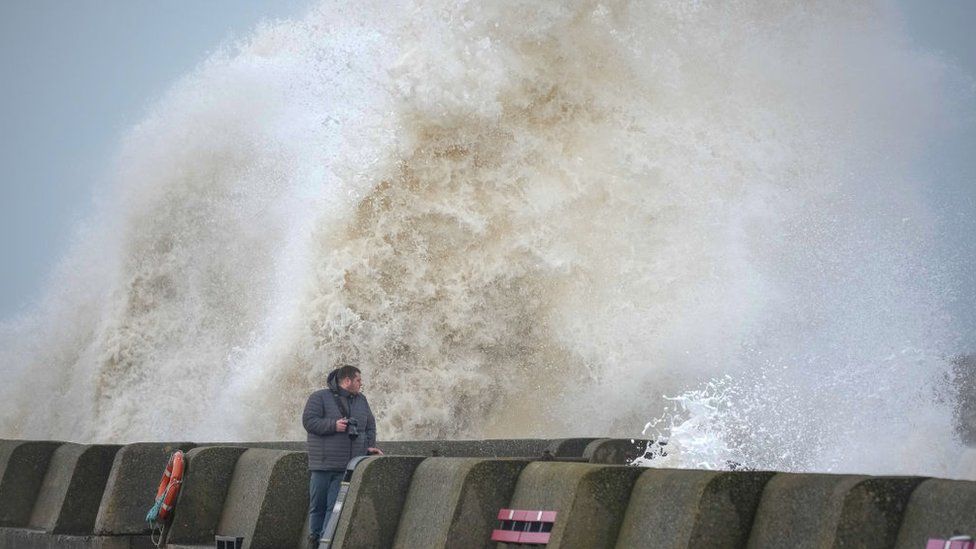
<box><xmin>326</xmin><ymin>368</ymin><xmax>339</xmax><ymax>391</ymax></box>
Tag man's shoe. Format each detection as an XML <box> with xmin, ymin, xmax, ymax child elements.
<box><xmin>307</xmin><ymin>533</ymin><xmax>319</xmax><ymax>549</ymax></box>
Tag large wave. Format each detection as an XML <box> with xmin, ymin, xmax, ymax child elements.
<box><xmin>1</xmin><ymin>0</ymin><xmax>971</xmax><ymax>478</ymax></box>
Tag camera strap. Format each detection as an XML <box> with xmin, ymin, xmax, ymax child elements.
<box><xmin>329</xmin><ymin>388</ymin><xmax>351</xmax><ymax>418</ymax></box>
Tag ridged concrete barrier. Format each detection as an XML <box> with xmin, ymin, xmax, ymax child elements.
<box><xmin>0</xmin><ymin>439</ymin><xmax>63</xmax><ymax>527</ymax></box>
<box><xmin>93</xmin><ymin>442</ymin><xmax>196</xmax><ymax>536</ymax></box>
<box><xmin>616</xmin><ymin>469</ymin><xmax>774</xmax><ymax>548</ymax></box>
<box><xmin>894</xmin><ymin>478</ymin><xmax>976</xmax><ymax>548</ymax></box>
<box><xmin>29</xmin><ymin>443</ymin><xmax>121</xmax><ymax>534</ymax></box>
<box><xmin>502</xmin><ymin>461</ymin><xmax>643</xmax><ymax>549</ymax></box>
<box><xmin>330</xmin><ymin>456</ymin><xmax>425</xmax><ymax>549</ymax></box>
<box><xmin>2</xmin><ymin>438</ymin><xmax>976</xmax><ymax>548</ymax></box>
<box><xmin>214</xmin><ymin>448</ymin><xmax>307</xmax><ymax>549</ymax></box>
<box><xmin>164</xmin><ymin>445</ymin><xmax>247</xmax><ymax>545</ymax></box>
<box><xmin>747</xmin><ymin>473</ymin><xmax>926</xmax><ymax>549</ymax></box>
<box><xmin>392</xmin><ymin>458</ymin><xmax>529</xmax><ymax>549</ymax></box>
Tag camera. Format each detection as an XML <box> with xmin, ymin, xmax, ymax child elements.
<box><xmin>346</xmin><ymin>417</ymin><xmax>359</xmax><ymax>439</ymax></box>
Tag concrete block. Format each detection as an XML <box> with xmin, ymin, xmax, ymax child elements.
<box><xmin>502</xmin><ymin>462</ymin><xmax>642</xmax><ymax>549</ymax></box>
<box><xmin>28</xmin><ymin>443</ymin><xmax>121</xmax><ymax>534</ymax></box>
<box><xmin>584</xmin><ymin>439</ymin><xmax>651</xmax><ymax>465</ymax></box>
<box><xmin>894</xmin><ymin>478</ymin><xmax>976</xmax><ymax>549</ymax></box>
<box><xmin>615</xmin><ymin>468</ymin><xmax>773</xmax><ymax>549</ymax></box>
<box><xmin>164</xmin><ymin>446</ymin><xmax>247</xmax><ymax>545</ymax></box>
<box><xmin>546</xmin><ymin>438</ymin><xmax>603</xmax><ymax>458</ymax></box>
<box><xmin>378</xmin><ymin>439</ymin><xmax>552</xmax><ymax>458</ymax></box>
<box><xmin>92</xmin><ymin>442</ymin><xmax>195</xmax><ymax>535</ymax></box>
<box><xmin>748</xmin><ymin>473</ymin><xmax>862</xmax><ymax>548</ymax></box>
<box><xmin>332</xmin><ymin>456</ymin><xmax>425</xmax><ymax>549</ymax></box>
<box><xmin>0</xmin><ymin>439</ymin><xmax>63</xmax><ymax>526</ymax></box>
<box><xmin>835</xmin><ymin>476</ymin><xmax>928</xmax><ymax>547</ymax></box>
<box><xmin>215</xmin><ymin>448</ymin><xmax>308</xmax><ymax>549</ymax></box>
<box><xmin>747</xmin><ymin>473</ymin><xmax>925</xmax><ymax>549</ymax></box>
<box><xmin>393</xmin><ymin>458</ymin><xmax>529</xmax><ymax>549</ymax></box>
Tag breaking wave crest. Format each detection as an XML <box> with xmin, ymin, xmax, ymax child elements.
<box><xmin>1</xmin><ymin>1</ymin><xmax>971</xmax><ymax>478</ymax></box>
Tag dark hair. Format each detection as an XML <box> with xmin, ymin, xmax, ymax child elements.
<box><xmin>335</xmin><ymin>365</ymin><xmax>361</xmax><ymax>382</ymax></box>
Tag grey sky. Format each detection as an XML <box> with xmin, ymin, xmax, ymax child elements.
<box><xmin>0</xmin><ymin>0</ymin><xmax>311</xmax><ymax>316</ymax></box>
<box><xmin>0</xmin><ymin>1</ymin><xmax>973</xmax><ymax>345</ymax></box>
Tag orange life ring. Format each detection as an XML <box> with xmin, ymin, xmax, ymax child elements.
<box><xmin>152</xmin><ymin>450</ymin><xmax>185</xmax><ymax>521</ymax></box>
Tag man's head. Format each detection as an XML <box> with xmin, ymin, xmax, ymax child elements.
<box><xmin>336</xmin><ymin>365</ymin><xmax>362</xmax><ymax>394</ymax></box>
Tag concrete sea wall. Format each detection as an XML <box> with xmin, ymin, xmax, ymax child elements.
<box><xmin>0</xmin><ymin>437</ymin><xmax>973</xmax><ymax>548</ymax></box>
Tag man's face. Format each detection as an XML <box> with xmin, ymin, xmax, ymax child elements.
<box><xmin>341</xmin><ymin>373</ymin><xmax>363</xmax><ymax>395</ymax></box>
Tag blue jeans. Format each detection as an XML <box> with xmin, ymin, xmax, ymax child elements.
<box><xmin>309</xmin><ymin>469</ymin><xmax>344</xmax><ymax>539</ymax></box>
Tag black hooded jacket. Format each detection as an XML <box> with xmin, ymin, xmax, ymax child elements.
<box><xmin>302</xmin><ymin>370</ymin><xmax>377</xmax><ymax>470</ymax></box>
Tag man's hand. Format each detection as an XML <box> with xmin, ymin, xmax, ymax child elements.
<box><xmin>367</xmin><ymin>447</ymin><xmax>384</xmax><ymax>455</ymax></box>
<box><xmin>336</xmin><ymin>418</ymin><xmax>348</xmax><ymax>433</ymax></box>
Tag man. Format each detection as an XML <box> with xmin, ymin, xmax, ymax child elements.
<box><xmin>302</xmin><ymin>365</ymin><xmax>382</xmax><ymax>547</ymax></box>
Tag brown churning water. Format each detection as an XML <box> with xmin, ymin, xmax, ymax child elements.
<box><xmin>0</xmin><ymin>1</ymin><xmax>970</xmax><ymax>478</ymax></box>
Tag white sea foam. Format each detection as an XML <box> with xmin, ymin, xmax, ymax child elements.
<box><xmin>0</xmin><ymin>0</ymin><xmax>971</xmax><ymax>478</ymax></box>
